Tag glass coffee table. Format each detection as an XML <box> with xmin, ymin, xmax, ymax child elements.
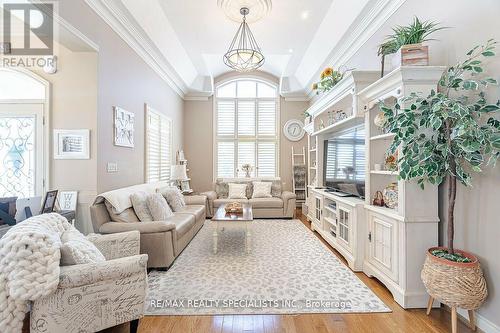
<box><xmin>211</xmin><ymin>203</ymin><xmax>253</xmax><ymax>254</ymax></box>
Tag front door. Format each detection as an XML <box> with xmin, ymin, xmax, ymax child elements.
<box><xmin>0</xmin><ymin>103</ymin><xmax>45</xmax><ymax>198</ymax></box>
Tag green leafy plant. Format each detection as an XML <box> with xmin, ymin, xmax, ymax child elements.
<box><xmin>380</xmin><ymin>40</ymin><xmax>500</xmax><ymax>258</ymax></box>
<box><xmin>378</xmin><ymin>17</ymin><xmax>446</xmax><ymax>56</ymax></box>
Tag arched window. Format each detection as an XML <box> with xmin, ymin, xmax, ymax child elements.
<box><xmin>215</xmin><ymin>78</ymin><xmax>279</xmax><ymax>178</ymax></box>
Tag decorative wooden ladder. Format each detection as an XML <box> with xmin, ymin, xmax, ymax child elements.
<box><xmin>291</xmin><ymin>146</ymin><xmax>307</xmax><ymax>207</ymax></box>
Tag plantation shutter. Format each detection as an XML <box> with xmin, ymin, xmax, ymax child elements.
<box><xmin>215</xmin><ymin>80</ymin><xmax>278</xmax><ymax>178</ymax></box>
<box><xmin>217</xmin><ymin>101</ymin><xmax>235</xmax><ymax>136</ymax></box>
<box><xmin>257</xmin><ymin>142</ymin><xmax>276</xmax><ymax>177</ymax></box>
<box><xmin>217</xmin><ymin>141</ymin><xmax>235</xmax><ymax>178</ymax></box>
<box><xmin>146</xmin><ymin>108</ymin><xmax>172</xmax><ymax>183</ymax></box>
<box><xmin>257</xmin><ymin>101</ymin><xmax>276</xmax><ymax>136</ymax></box>
<box><xmin>237</xmin><ymin>101</ymin><xmax>255</xmax><ymax>136</ymax></box>
<box><xmin>237</xmin><ymin>141</ymin><xmax>256</xmax><ymax>177</ymax></box>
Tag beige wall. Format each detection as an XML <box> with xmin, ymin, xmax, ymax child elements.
<box><xmin>58</xmin><ymin>0</ymin><xmax>184</xmax><ymax>194</ymax></box>
<box><xmin>184</xmin><ymin>72</ymin><xmax>308</xmax><ymax>192</ymax></box>
<box><xmin>6</xmin><ymin>37</ymin><xmax>99</xmax><ymax>234</ymax></box>
<box><xmin>183</xmin><ymin>98</ymin><xmax>214</xmax><ymax>192</ymax></box>
<box><xmin>43</xmin><ymin>45</ymin><xmax>98</xmax><ymax>234</ymax></box>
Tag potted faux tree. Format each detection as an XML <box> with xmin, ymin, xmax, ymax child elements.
<box><xmin>380</xmin><ymin>40</ymin><xmax>499</xmax><ymax>330</ymax></box>
<box><xmin>378</xmin><ymin>17</ymin><xmax>446</xmax><ymax>76</ymax></box>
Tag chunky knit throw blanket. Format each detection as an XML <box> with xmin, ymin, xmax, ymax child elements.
<box><xmin>0</xmin><ymin>213</ymin><xmax>71</xmax><ymax>333</ymax></box>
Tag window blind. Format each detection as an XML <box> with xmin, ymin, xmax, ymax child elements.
<box><xmin>217</xmin><ymin>100</ymin><xmax>235</xmax><ymax>136</ymax></box>
<box><xmin>258</xmin><ymin>101</ymin><xmax>276</xmax><ymax>136</ymax></box>
<box><xmin>217</xmin><ymin>141</ymin><xmax>235</xmax><ymax>178</ymax></box>
<box><xmin>146</xmin><ymin>108</ymin><xmax>172</xmax><ymax>183</ymax></box>
<box><xmin>215</xmin><ymin>79</ymin><xmax>278</xmax><ymax>178</ymax></box>
<box><xmin>257</xmin><ymin>142</ymin><xmax>276</xmax><ymax>177</ymax></box>
<box><xmin>237</xmin><ymin>101</ymin><xmax>256</xmax><ymax>136</ymax></box>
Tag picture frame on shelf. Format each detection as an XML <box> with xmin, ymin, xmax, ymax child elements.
<box><xmin>53</xmin><ymin>129</ymin><xmax>90</xmax><ymax>160</ymax></box>
<box><xmin>41</xmin><ymin>190</ymin><xmax>58</xmax><ymax>214</ymax></box>
<box><xmin>57</xmin><ymin>191</ymin><xmax>78</xmax><ymax>211</ymax></box>
<box><xmin>180</xmin><ymin>180</ymin><xmax>191</xmax><ymax>192</ymax></box>
<box><xmin>113</xmin><ymin>106</ymin><xmax>135</xmax><ymax>148</ymax></box>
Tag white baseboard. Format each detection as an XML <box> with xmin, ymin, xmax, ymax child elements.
<box><xmin>457</xmin><ymin>308</ymin><xmax>500</xmax><ymax>333</ymax></box>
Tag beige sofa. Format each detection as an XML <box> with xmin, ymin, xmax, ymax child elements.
<box><xmin>90</xmin><ymin>182</ymin><xmax>206</xmax><ymax>269</ymax></box>
<box><xmin>203</xmin><ymin>178</ymin><xmax>296</xmax><ymax>219</ymax></box>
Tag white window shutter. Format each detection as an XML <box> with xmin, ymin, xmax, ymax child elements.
<box><xmin>237</xmin><ymin>141</ymin><xmax>256</xmax><ymax>177</ymax></box>
<box><xmin>237</xmin><ymin>100</ymin><xmax>255</xmax><ymax>136</ymax></box>
<box><xmin>146</xmin><ymin>108</ymin><xmax>172</xmax><ymax>183</ymax></box>
<box><xmin>217</xmin><ymin>101</ymin><xmax>235</xmax><ymax>136</ymax></box>
<box><xmin>257</xmin><ymin>142</ymin><xmax>276</xmax><ymax>177</ymax></box>
<box><xmin>217</xmin><ymin>141</ymin><xmax>235</xmax><ymax>178</ymax></box>
<box><xmin>215</xmin><ymin>80</ymin><xmax>278</xmax><ymax>179</ymax></box>
<box><xmin>257</xmin><ymin>101</ymin><xmax>276</xmax><ymax>136</ymax></box>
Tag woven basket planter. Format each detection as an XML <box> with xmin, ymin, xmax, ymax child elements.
<box><xmin>421</xmin><ymin>247</ymin><xmax>488</xmax><ymax>310</ymax></box>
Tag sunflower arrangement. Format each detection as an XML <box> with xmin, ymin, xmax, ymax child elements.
<box><xmin>312</xmin><ymin>67</ymin><xmax>344</xmax><ymax>94</ymax></box>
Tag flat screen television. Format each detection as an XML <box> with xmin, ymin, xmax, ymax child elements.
<box><xmin>323</xmin><ymin>125</ymin><xmax>365</xmax><ymax>198</ymax></box>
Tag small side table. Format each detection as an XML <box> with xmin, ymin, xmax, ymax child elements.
<box><xmin>57</xmin><ymin>210</ymin><xmax>76</xmax><ymax>226</ymax></box>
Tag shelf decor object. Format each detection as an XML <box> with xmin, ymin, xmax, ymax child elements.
<box><xmin>223</xmin><ymin>7</ymin><xmax>264</xmax><ymax>72</ymax></box>
<box><xmin>377</xmin><ymin>17</ymin><xmax>446</xmax><ymax>77</ymax></box>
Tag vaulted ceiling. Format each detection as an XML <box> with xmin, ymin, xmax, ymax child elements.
<box><xmin>85</xmin><ymin>0</ymin><xmax>407</xmax><ymax>100</ymax></box>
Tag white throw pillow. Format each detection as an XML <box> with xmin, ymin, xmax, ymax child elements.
<box><xmin>157</xmin><ymin>186</ymin><xmax>186</xmax><ymax>212</ymax></box>
<box><xmin>60</xmin><ymin>228</ymin><xmax>106</xmax><ymax>266</ymax></box>
<box><xmin>228</xmin><ymin>183</ymin><xmax>247</xmax><ymax>199</ymax></box>
<box><xmin>130</xmin><ymin>191</ymin><xmax>154</xmax><ymax>221</ymax></box>
<box><xmin>252</xmin><ymin>181</ymin><xmax>272</xmax><ymax>198</ymax></box>
<box><xmin>147</xmin><ymin>193</ymin><xmax>174</xmax><ymax>220</ymax></box>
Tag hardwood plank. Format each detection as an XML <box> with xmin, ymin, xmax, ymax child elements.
<box><xmin>138</xmin><ymin>210</ymin><xmax>476</xmax><ymax>333</ymax></box>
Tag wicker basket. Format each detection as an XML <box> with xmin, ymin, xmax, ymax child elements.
<box><xmin>421</xmin><ymin>247</ymin><xmax>488</xmax><ymax>310</ymax></box>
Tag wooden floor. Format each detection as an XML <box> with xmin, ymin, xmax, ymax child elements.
<box><xmin>138</xmin><ymin>210</ymin><xmax>474</xmax><ymax>333</ymax></box>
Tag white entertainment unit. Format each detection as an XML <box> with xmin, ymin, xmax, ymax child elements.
<box><xmin>304</xmin><ymin>67</ymin><xmax>446</xmax><ymax>309</ymax></box>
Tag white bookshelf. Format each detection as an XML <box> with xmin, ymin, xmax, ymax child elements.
<box><xmin>358</xmin><ymin>66</ymin><xmax>445</xmax><ymax>308</ymax></box>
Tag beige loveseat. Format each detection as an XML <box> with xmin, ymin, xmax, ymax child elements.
<box><xmin>90</xmin><ymin>182</ymin><xmax>206</xmax><ymax>269</ymax></box>
<box><xmin>203</xmin><ymin>178</ymin><xmax>296</xmax><ymax>219</ymax></box>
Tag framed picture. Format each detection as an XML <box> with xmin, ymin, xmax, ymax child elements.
<box><xmin>41</xmin><ymin>190</ymin><xmax>58</xmax><ymax>214</ymax></box>
<box><xmin>58</xmin><ymin>191</ymin><xmax>78</xmax><ymax>211</ymax></box>
<box><xmin>114</xmin><ymin>106</ymin><xmax>135</xmax><ymax>147</ymax></box>
<box><xmin>180</xmin><ymin>180</ymin><xmax>191</xmax><ymax>192</ymax></box>
<box><xmin>53</xmin><ymin>129</ymin><xmax>90</xmax><ymax>159</ymax></box>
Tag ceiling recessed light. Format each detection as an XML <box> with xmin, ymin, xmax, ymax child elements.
<box><xmin>301</xmin><ymin>10</ymin><xmax>310</xmax><ymax>20</ymax></box>
<box><xmin>288</xmin><ymin>49</ymin><xmax>294</xmax><ymax>53</ymax></box>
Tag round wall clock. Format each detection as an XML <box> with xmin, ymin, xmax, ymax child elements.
<box><xmin>283</xmin><ymin>119</ymin><xmax>305</xmax><ymax>141</ymax></box>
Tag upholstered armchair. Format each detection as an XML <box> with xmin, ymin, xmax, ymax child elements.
<box><xmin>30</xmin><ymin>231</ymin><xmax>148</xmax><ymax>333</ymax></box>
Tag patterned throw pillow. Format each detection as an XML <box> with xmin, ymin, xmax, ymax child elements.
<box><xmin>130</xmin><ymin>191</ymin><xmax>153</xmax><ymax>221</ymax></box>
<box><xmin>228</xmin><ymin>183</ymin><xmax>247</xmax><ymax>199</ymax></box>
<box><xmin>270</xmin><ymin>180</ymin><xmax>282</xmax><ymax>197</ymax></box>
<box><xmin>215</xmin><ymin>180</ymin><xmax>229</xmax><ymax>199</ymax></box>
<box><xmin>252</xmin><ymin>182</ymin><xmax>272</xmax><ymax>198</ymax></box>
<box><xmin>147</xmin><ymin>193</ymin><xmax>174</xmax><ymax>220</ymax></box>
<box><xmin>60</xmin><ymin>228</ymin><xmax>106</xmax><ymax>266</ymax></box>
<box><xmin>157</xmin><ymin>186</ymin><xmax>186</xmax><ymax>212</ymax></box>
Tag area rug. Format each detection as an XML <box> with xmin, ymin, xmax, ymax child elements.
<box><xmin>145</xmin><ymin>219</ymin><xmax>390</xmax><ymax>315</ymax></box>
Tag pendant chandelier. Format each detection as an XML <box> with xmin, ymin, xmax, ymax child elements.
<box><xmin>223</xmin><ymin>7</ymin><xmax>265</xmax><ymax>72</ymax></box>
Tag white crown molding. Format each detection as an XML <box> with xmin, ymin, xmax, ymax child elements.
<box><xmin>303</xmin><ymin>0</ymin><xmax>407</xmax><ymax>98</ymax></box>
<box><xmin>84</xmin><ymin>0</ymin><xmax>189</xmax><ymax>98</ymax></box>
